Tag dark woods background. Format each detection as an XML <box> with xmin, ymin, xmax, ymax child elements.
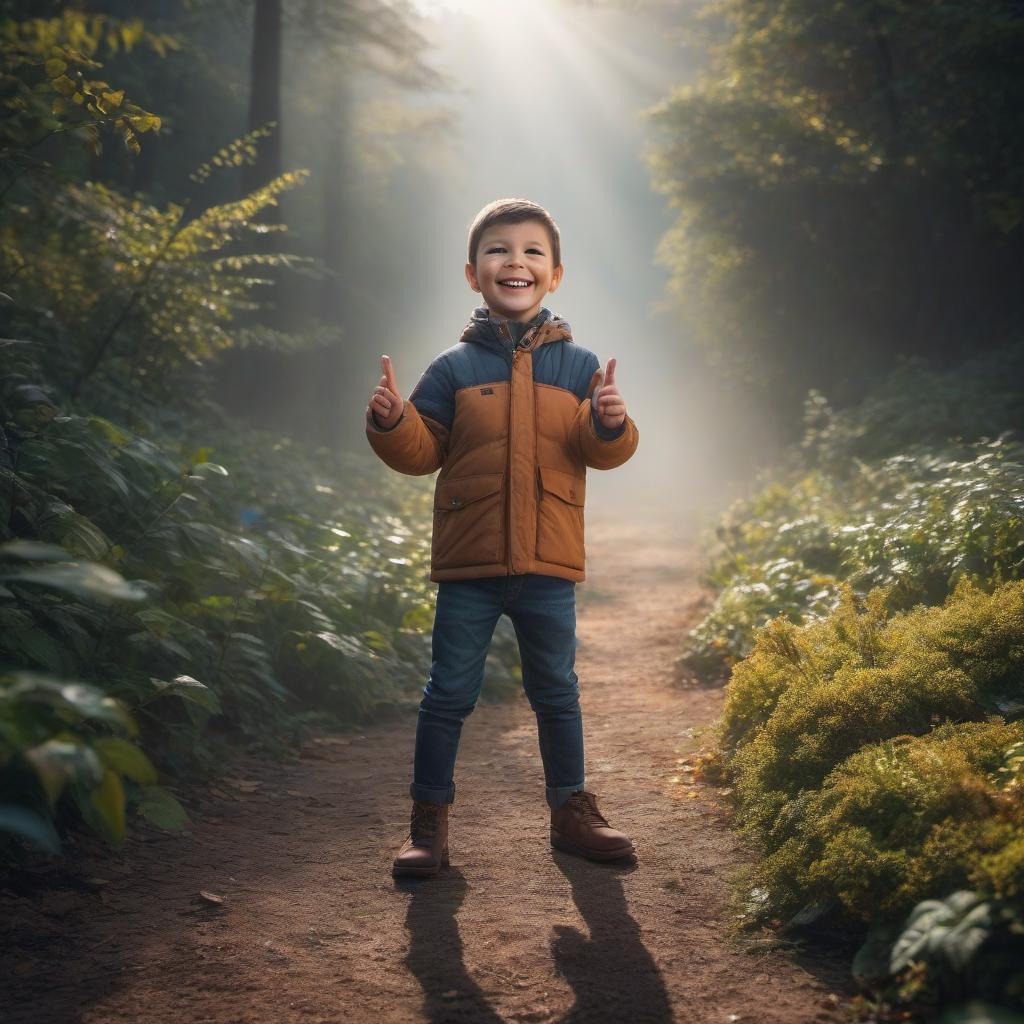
<box><xmin>3</xmin><ymin>2</ymin><xmax>1024</xmax><ymax>1017</ymax></box>
<box><xmin>7</xmin><ymin>1</ymin><xmax>1024</xmax><ymax>444</ymax></box>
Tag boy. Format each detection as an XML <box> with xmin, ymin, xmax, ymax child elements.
<box><xmin>365</xmin><ymin>198</ymin><xmax>639</xmax><ymax>878</ymax></box>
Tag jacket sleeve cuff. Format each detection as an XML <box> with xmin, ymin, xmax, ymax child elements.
<box><xmin>590</xmin><ymin>403</ymin><xmax>627</xmax><ymax>441</ymax></box>
<box><xmin>367</xmin><ymin>407</ymin><xmax>406</xmax><ymax>433</ymax></box>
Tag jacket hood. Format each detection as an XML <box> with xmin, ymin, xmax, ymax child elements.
<box><xmin>459</xmin><ymin>305</ymin><xmax>573</xmax><ymax>354</ymax></box>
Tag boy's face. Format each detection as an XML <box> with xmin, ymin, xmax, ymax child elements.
<box><xmin>465</xmin><ymin>218</ymin><xmax>564</xmax><ymax>323</ymax></box>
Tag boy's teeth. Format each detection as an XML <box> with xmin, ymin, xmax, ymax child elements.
<box><xmin>499</xmin><ymin>280</ymin><xmax>531</xmax><ymax>288</ymax></box>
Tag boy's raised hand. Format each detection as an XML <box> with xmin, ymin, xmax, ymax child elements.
<box><xmin>593</xmin><ymin>357</ymin><xmax>626</xmax><ymax>430</ymax></box>
<box><xmin>369</xmin><ymin>354</ymin><xmax>405</xmax><ymax>429</ymax></box>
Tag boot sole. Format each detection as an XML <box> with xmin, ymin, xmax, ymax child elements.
<box><xmin>392</xmin><ymin>849</ymin><xmax>450</xmax><ymax>879</ymax></box>
<box><xmin>550</xmin><ymin>830</ymin><xmax>636</xmax><ymax>862</ymax></box>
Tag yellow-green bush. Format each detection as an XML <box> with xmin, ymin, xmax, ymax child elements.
<box><xmin>721</xmin><ymin>578</ymin><xmax>1024</xmax><ymax>931</ymax></box>
<box><xmin>744</xmin><ymin>721</ymin><xmax>1024</xmax><ymax>926</ymax></box>
<box><xmin>723</xmin><ymin>580</ymin><xmax>1024</xmax><ymax>844</ymax></box>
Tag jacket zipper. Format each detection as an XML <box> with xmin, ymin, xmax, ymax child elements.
<box><xmin>506</xmin><ymin>336</ymin><xmax>520</xmax><ymax>574</ymax></box>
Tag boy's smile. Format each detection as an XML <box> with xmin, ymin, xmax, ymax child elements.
<box><xmin>465</xmin><ymin>218</ymin><xmax>564</xmax><ymax>323</ymax></box>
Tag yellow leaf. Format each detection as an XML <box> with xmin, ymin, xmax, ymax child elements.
<box><xmin>129</xmin><ymin>113</ymin><xmax>161</xmax><ymax>134</ymax></box>
<box><xmin>51</xmin><ymin>75</ymin><xmax>76</xmax><ymax>98</ymax></box>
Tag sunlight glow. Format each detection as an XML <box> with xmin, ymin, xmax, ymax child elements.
<box><xmin>409</xmin><ymin>0</ymin><xmax>548</xmax><ymax>19</ymax></box>
<box><xmin>407</xmin><ymin>0</ymin><xmax>474</xmax><ymax>16</ymax></box>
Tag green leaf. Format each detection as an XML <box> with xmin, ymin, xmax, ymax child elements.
<box><xmin>362</xmin><ymin>629</ymin><xmax>390</xmax><ymax>652</ymax></box>
<box><xmin>7</xmin><ymin>624</ymin><xmax>67</xmax><ymax>673</ymax></box>
<box><xmin>0</xmin><ymin>540</ymin><xmax>72</xmax><ymax>562</ymax></box>
<box><xmin>23</xmin><ymin>737</ymin><xmax>105</xmax><ymax>804</ymax></box>
<box><xmin>852</xmin><ymin>923</ymin><xmax>899</xmax><ymax>984</ymax></box>
<box><xmin>1</xmin><ymin>673</ymin><xmax>137</xmax><ymax>736</ymax></box>
<box><xmin>137</xmin><ymin>785</ymin><xmax>189</xmax><ymax>832</ymax></box>
<box><xmin>148</xmin><ymin>675</ymin><xmax>220</xmax><ymax>712</ymax></box>
<box><xmin>2</xmin><ymin>561</ymin><xmax>147</xmax><ymax>603</ymax></box>
<box><xmin>0</xmin><ymin>804</ymin><xmax>61</xmax><ymax>853</ymax></box>
<box><xmin>61</xmin><ymin>512</ymin><xmax>112</xmax><ymax>560</ymax></box>
<box><xmin>93</xmin><ymin>737</ymin><xmax>158</xmax><ymax>785</ymax></box>
<box><xmin>88</xmin><ymin>415</ymin><xmax>132</xmax><ymax>447</ymax></box>
<box><xmin>90</xmin><ymin>769</ymin><xmax>126</xmax><ymax>844</ymax></box>
<box><xmin>190</xmin><ymin>462</ymin><xmax>229</xmax><ymax>477</ymax></box>
<box><xmin>892</xmin><ymin>891</ymin><xmax>992</xmax><ymax>975</ymax></box>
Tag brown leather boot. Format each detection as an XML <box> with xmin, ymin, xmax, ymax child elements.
<box><xmin>392</xmin><ymin>799</ymin><xmax>450</xmax><ymax>878</ymax></box>
<box><xmin>550</xmin><ymin>790</ymin><xmax>635</xmax><ymax>861</ymax></box>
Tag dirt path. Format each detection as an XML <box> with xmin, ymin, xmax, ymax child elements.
<box><xmin>3</xmin><ymin>511</ymin><xmax>854</xmax><ymax>1023</ymax></box>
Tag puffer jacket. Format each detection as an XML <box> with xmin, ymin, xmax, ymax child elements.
<box><xmin>365</xmin><ymin>305</ymin><xmax>639</xmax><ymax>583</ymax></box>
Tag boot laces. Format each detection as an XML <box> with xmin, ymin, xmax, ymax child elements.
<box><xmin>410</xmin><ymin>802</ymin><xmax>442</xmax><ymax>846</ymax></box>
<box><xmin>570</xmin><ymin>791</ymin><xmax>609</xmax><ymax>827</ymax></box>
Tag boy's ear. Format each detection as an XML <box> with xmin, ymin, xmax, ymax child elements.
<box><xmin>465</xmin><ymin>261</ymin><xmax>481</xmax><ymax>292</ymax></box>
<box><xmin>549</xmin><ymin>263</ymin><xmax>564</xmax><ymax>292</ymax></box>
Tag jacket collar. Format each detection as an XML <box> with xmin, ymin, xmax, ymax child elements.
<box><xmin>459</xmin><ymin>305</ymin><xmax>573</xmax><ymax>355</ymax></box>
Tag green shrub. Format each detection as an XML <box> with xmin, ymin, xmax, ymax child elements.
<box><xmin>681</xmin><ymin>347</ymin><xmax>1024</xmax><ymax>678</ymax></box>
<box><xmin>801</xmin><ymin>345</ymin><xmax>1024</xmax><ymax>475</ymax></box>
<box><xmin>725</xmin><ymin>580</ymin><xmax>1024</xmax><ymax>846</ymax></box>
<box><xmin>0</xmin><ymin>350</ymin><xmax>524</xmax><ymax>859</ymax></box>
<box><xmin>855</xmin><ymin>891</ymin><xmax>1024</xmax><ymax>1016</ymax></box>
<box><xmin>746</xmin><ymin>722</ymin><xmax>1023</xmax><ymax>926</ymax></box>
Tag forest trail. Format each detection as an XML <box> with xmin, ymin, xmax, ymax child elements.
<box><xmin>3</xmin><ymin>510</ymin><xmax>853</xmax><ymax>1024</ymax></box>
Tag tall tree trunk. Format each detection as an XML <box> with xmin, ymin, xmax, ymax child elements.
<box><xmin>321</xmin><ymin>85</ymin><xmax>352</xmax><ymax>325</ymax></box>
<box><xmin>243</xmin><ymin>0</ymin><xmax>283</xmax><ymax>199</ymax></box>
<box><xmin>219</xmin><ymin>0</ymin><xmax>286</xmax><ymax>416</ymax></box>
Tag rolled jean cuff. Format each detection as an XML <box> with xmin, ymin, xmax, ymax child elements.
<box><xmin>410</xmin><ymin>781</ymin><xmax>456</xmax><ymax>804</ymax></box>
<box><xmin>547</xmin><ymin>780</ymin><xmax>585</xmax><ymax>811</ymax></box>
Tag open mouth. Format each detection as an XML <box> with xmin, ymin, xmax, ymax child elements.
<box><xmin>497</xmin><ymin>279</ymin><xmax>533</xmax><ymax>290</ymax></box>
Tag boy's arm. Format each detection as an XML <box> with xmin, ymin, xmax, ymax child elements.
<box><xmin>568</xmin><ymin>357</ymin><xmax>639</xmax><ymax>471</ymax></box>
<box><xmin>365</xmin><ymin>356</ymin><xmax>453</xmax><ymax>475</ymax></box>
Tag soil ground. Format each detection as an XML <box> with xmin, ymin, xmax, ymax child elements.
<box><xmin>2</xmin><ymin>509</ymin><xmax>856</xmax><ymax>1023</ymax></box>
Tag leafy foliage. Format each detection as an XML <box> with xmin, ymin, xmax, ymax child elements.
<box><xmin>681</xmin><ymin>358</ymin><xmax>1024</xmax><ymax>678</ymax></box>
<box><xmin>0</xmin><ymin>668</ymin><xmax>180</xmax><ymax>853</ymax></box>
<box><xmin>854</xmin><ymin>892</ymin><xmax>1024</xmax><ymax>1017</ymax></box>
<box><xmin>0</xmin><ymin>11</ymin><xmax>168</xmax><ymax>169</ymax></box>
<box><xmin>644</xmin><ymin>1</ymin><xmax>1024</xmax><ymax>403</ymax></box>
<box><xmin>713</xmin><ymin>575</ymin><xmax>1024</xmax><ymax>1018</ymax></box>
<box><xmin>4</xmin><ymin>157</ymin><xmax>320</xmax><ymax>408</ymax></box>
<box><xmin>0</xmin><ymin>339</ymin><xmax>524</xmax><ymax>860</ymax></box>
<box><xmin>722</xmin><ymin>577</ymin><xmax>1024</xmax><ymax>838</ymax></box>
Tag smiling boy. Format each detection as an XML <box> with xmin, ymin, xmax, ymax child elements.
<box><xmin>365</xmin><ymin>198</ymin><xmax>639</xmax><ymax>878</ymax></box>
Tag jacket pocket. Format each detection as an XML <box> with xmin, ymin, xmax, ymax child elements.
<box><xmin>535</xmin><ymin>465</ymin><xmax>586</xmax><ymax>569</ymax></box>
<box><xmin>432</xmin><ymin>472</ymin><xmax>504</xmax><ymax>570</ymax></box>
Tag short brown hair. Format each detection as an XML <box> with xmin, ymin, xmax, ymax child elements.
<box><xmin>467</xmin><ymin>198</ymin><xmax>562</xmax><ymax>269</ymax></box>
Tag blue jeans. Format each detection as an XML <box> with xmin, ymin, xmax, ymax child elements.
<box><xmin>410</xmin><ymin>573</ymin><xmax>586</xmax><ymax>811</ymax></box>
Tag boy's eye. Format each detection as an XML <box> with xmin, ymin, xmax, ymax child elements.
<box><xmin>486</xmin><ymin>246</ymin><xmax>545</xmax><ymax>255</ymax></box>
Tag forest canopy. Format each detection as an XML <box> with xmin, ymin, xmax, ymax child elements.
<box><xmin>644</xmin><ymin>0</ymin><xmax>1024</xmax><ymax>407</ymax></box>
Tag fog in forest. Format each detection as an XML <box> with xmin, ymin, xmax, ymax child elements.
<box><xmin>275</xmin><ymin>0</ymin><xmax>781</xmax><ymax>522</ymax></box>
